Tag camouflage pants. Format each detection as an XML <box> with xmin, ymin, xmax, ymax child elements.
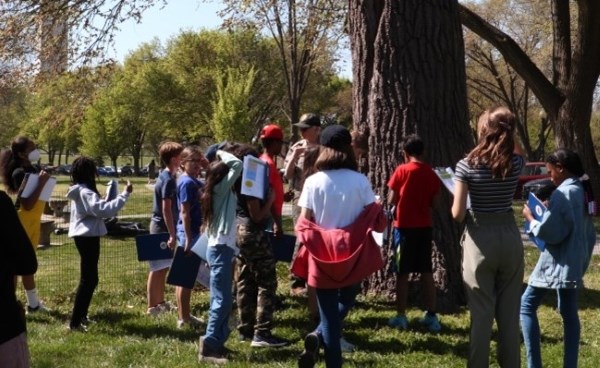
<box><xmin>235</xmin><ymin>223</ymin><xmax>278</xmax><ymax>337</ymax></box>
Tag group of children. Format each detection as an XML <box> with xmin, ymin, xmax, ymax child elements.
<box><xmin>1</xmin><ymin>105</ymin><xmax>598</xmax><ymax>368</ymax></box>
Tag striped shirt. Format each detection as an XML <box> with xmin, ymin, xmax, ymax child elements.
<box><xmin>455</xmin><ymin>155</ymin><xmax>525</xmax><ymax>213</ymax></box>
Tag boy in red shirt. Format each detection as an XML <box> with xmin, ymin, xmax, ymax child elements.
<box><xmin>387</xmin><ymin>134</ymin><xmax>441</xmax><ymax>332</ymax></box>
<box><xmin>260</xmin><ymin>124</ymin><xmax>285</xmax><ymax>236</ymax></box>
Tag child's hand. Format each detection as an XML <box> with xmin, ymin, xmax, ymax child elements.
<box><xmin>125</xmin><ymin>181</ymin><xmax>133</xmax><ymax>193</ymax></box>
<box><xmin>522</xmin><ymin>204</ymin><xmax>533</xmax><ymax>221</ymax></box>
<box><xmin>38</xmin><ymin>170</ymin><xmax>51</xmax><ymax>184</ymax></box>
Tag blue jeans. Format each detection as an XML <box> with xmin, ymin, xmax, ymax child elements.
<box><xmin>520</xmin><ymin>285</ymin><xmax>580</xmax><ymax>368</ymax></box>
<box><xmin>315</xmin><ymin>284</ymin><xmax>361</xmax><ymax>368</ymax></box>
<box><xmin>203</xmin><ymin>244</ymin><xmax>235</xmax><ymax>349</ymax></box>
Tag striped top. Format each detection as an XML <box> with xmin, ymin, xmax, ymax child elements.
<box><xmin>455</xmin><ymin>154</ymin><xmax>525</xmax><ymax>213</ymax></box>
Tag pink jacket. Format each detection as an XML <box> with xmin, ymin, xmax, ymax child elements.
<box><xmin>291</xmin><ymin>202</ymin><xmax>387</xmax><ymax>289</ymax></box>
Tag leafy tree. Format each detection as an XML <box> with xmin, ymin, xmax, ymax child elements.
<box><xmin>210</xmin><ymin>66</ymin><xmax>259</xmax><ymax>143</ymax></box>
<box><xmin>219</xmin><ymin>0</ymin><xmax>346</xmax><ymax>139</ymax></box>
<box><xmin>0</xmin><ymin>85</ymin><xmax>28</xmax><ymax>147</ymax></box>
<box><xmin>349</xmin><ymin>1</ymin><xmax>472</xmax><ymax>311</ymax></box>
<box><xmin>24</xmin><ymin>67</ymin><xmax>112</xmax><ymax>164</ymax></box>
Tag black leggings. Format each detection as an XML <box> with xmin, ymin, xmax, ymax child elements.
<box><xmin>70</xmin><ymin>236</ymin><xmax>100</xmax><ymax>328</ymax></box>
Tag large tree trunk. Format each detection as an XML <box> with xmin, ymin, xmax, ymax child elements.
<box><xmin>349</xmin><ymin>0</ymin><xmax>473</xmax><ymax>313</ymax></box>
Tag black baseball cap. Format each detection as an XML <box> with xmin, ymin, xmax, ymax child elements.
<box><xmin>294</xmin><ymin>113</ymin><xmax>321</xmax><ymax>129</ymax></box>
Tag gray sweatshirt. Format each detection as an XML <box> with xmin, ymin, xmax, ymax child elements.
<box><xmin>67</xmin><ymin>184</ymin><xmax>130</xmax><ymax>237</ymax></box>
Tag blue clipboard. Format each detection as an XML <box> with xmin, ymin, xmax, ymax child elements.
<box><xmin>266</xmin><ymin>231</ymin><xmax>296</xmax><ymax>263</ymax></box>
<box><xmin>166</xmin><ymin>246</ymin><xmax>201</xmax><ymax>289</ymax></box>
<box><xmin>135</xmin><ymin>233</ymin><xmax>173</xmax><ymax>261</ymax></box>
<box><xmin>524</xmin><ymin>192</ymin><xmax>546</xmax><ymax>251</ymax></box>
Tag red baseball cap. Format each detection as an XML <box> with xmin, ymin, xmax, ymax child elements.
<box><xmin>260</xmin><ymin>124</ymin><xmax>284</xmax><ymax>141</ymax></box>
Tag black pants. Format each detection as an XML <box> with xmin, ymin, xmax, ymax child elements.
<box><xmin>70</xmin><ymin>236</ymin><xmax>100</xmax><ymax>328</ymax></box>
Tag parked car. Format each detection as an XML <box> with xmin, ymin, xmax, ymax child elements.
<box><xmin>118</xmin><ymin>165</ymin><xmax>135</xmax><ymax>176</ymax></box>
<box><xmin>515</xmin><ymin>162</ymin><xmax>549</xmax><ymax>199</ymax></box>
<box><xmin>55</xmin><ymin>164</ymin><xmax>72</xmax><ymax>175</ymax></box>
<box><xmin>98</xmin><ymin>166</ymin><xmax>117</xmax><ymax>177</ymax></box>
<box><xmin>522</xmin><ymin>177</ymin><xmax>554</xmax><ymax>200</ymax></box>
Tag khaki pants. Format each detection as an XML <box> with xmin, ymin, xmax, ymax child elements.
<box><xmin>462</xmin><ymin>211</ymin><xmax>524</xmax><ymax>368</ymax></box>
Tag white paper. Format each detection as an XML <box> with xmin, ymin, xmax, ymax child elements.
<box><xmin>434</xmin><ymin>167</ymin><xmax>471</xmax><ymax>209</ymax></box>
<box><xmin>190</xmin><ymin>232</ymin><xmax>209</xmax><ymax>261</ymax></box>
<box><xmin>241</xmin><ymin>155</ymin><xmax>268</xmax><ymax>200</ymax></box>
<box><xmin>20</xmin><ymin>173</ymin><xmax>56</xmax><ymax>201</ymax></box>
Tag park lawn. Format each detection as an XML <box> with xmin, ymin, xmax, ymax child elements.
<box><xmin>24</xmin><ymin>178</ymin><xmax>600</xmax><ymax>367</ymax></box>
<box><xmin>25</xmin><ymin>245</ymin><xmax>600</xmax><ymax>367</ymax></box>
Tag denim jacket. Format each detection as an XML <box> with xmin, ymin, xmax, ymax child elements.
<box><xmin>528</xmin><ymin>177</ymin><xmax>596</xmax><ymax>289</ymax></box>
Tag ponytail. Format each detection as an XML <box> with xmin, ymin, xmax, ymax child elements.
<box><xmin>579</xmin><ymin>174</ymin><xmax>597</xmax><ymax>216</ymax></box>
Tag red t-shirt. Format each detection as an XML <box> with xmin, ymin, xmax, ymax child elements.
<box><xmin>260</xmin><ymin>153</ymin><xmax>284</xmax><ymax>217</ymax></box>
<box><xmin>387</xmin><ymin>161</ymin><xmax>440</xmax><ymax>228</ymax></box>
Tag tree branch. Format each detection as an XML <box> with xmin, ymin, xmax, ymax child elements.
<box><xmin>459</xmin><ymin>3</ymin><xmax>564</xmax><ymax>119</ymax></box>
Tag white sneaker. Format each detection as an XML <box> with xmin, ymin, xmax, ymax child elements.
<box><xmin>147</xmin><ymin>301</ymin><xmax>176</xmax><ymax>316</ymax></box>
<box><xmin>177</xmin><ymin>315</ymin><xmax>204</xmax><ymax>329</ymax></box>
<box><xmin>340</xmin><ymin>336</ymin><xmax>355</xmax><ymax>353</ymax></box>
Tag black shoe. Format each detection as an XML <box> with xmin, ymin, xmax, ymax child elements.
<box><xmin>250</xmin><ymin>333</ymin><xmax>289</xmax><ymax>348</ymax></box>
<box><xmin>198</xmin><ymin>337</ymin><xmax>229</xmax><ymax>365</ymax></box>
<box><xmin>298</xmin><ymin>332</ymin><xmax>319</xmax><ymax>368</ymax></box>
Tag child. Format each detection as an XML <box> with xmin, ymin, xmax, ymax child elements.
<box><xmin>147</xmin><ymin>141</ymin><xmax>183</xmax><ymax>315</ymax></box>
<box><xmin>67</xmin><ymin>156</ymin><xmax>132</xmax><ymax>331</ymax></box>
<box><xmin>175</xmin><ymin>145</ymin><xmax>208</xmax><ymax>329</ymax></box>
<box><xmin>0</xmin><ymin>136</ymin><xmax>51</xmax><ymax>313</ymax></box>
<box><xmin>293</xmin><ymin>125</ymin><xmax>386</xmax><ymax>368</ymax></box>
<box><xmin>521</xmin><ymin>148</ymin><xmax>597</xmax><ymax>368</ymax></box>
<box><xmin>387</xmin><ymin>134</ymin><xmax>441</xmax><ymax>332</ymax></box>
<box><xmin>0</xmin><ymin>189</ymin><xmax>37</xmax><ymax>367</ymax></box>
<box><xmin>197</xmin><ymin>149</ymin><xmax>242</xmax><ymax>364</ymax></box>
<box><xmin>452</xmin><ymin>106</ymin><xmax>525</xmax><ymax>367</ymax></box>
<box><xmin>232</xmin><ymin>144</ymin><xmax>288</xmax><ymax>348</ymax></box>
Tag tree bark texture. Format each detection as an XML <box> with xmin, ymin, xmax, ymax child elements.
<box><xmin>349</xmin><ymin>0</ymin><xmax>473</xmax><ymax>313</ymax></box>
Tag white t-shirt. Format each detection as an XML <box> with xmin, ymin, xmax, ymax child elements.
<box><xmin>298</xmin><ymin>169</ymin><xmax>375</xmax><ymax>229</ymax></box>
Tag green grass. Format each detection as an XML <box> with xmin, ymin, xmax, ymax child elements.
<box><xmin>26</xmin><ymin>250</ymin><xmax>600</xmax><ymax>367</ymax></box>
<box><xmin>22</xmin><ymin>182</ymin><xmax>600</xmax><ymax>367</ymax></box>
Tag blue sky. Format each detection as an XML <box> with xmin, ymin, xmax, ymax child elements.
<box><xmin>110</xmin><ymin>1</ymin><xmax>351</xmax><ymax>78</ymax></box>
<box><xmin>110</xmin><ymin>1</ymin><xmax>224</xmax><ymax>61</ymax></box>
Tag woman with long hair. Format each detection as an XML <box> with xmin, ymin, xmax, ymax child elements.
<box><xmin>197</xmin><ymin>148</ymin><xmax>242</xmax><ymax>364</ymax></box>
<box><xmin>0</xmin><ymin>136</ymin><xmax>51</xmax><ymax>313</ymax></box>
<box><xmin>452</xmin><ymin>106</ymin><xmax>526</xmax><ymax>367</ymax></box>
<box><xmin>67</xmin><ymin>156</ymin><xmax>132</xmax><ymax>331</ymax></box>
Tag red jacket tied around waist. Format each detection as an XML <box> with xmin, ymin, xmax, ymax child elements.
<box><xmin>291</xmin><ymin>202</ymin><xmax>387</xmax><ymax>289</ymax></box>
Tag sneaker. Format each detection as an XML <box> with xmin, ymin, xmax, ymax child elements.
<box><xmin>388</xmin><ymin>314</ymin><xmax>408</xmax><ymax>330</ymax></box>
<box><xmin>81</xmin><ymin>316</ymin><xmax>95</xmax><ymax>325</ymax></box>
<box><xmin>198</xmin><ymin>337</ymin><xmax>229</xmax><ymax>365</ymax></box>
<box><xmin>67</xmin><ymin>324</ymin><xmax>88</xmax><ymax>332</ymax></box>
<box><xmin>250</xmin><ymin>333</ymin><xmax>289</xmax><ymax>348</ymax></box>
<box><xmin>27</xmin><ymin>301</ymin><xmax>51</xmax><ymax>314</ymax></box>
<box><xmin>298</xmin><ymin>332</ymin><xmax>320</xmax><ymax>368</ymax></box>
<box><xmin>147</xmin><ymin>301</ymin><xmax>175</xmax><ymax>316</ymax></box>
<box><xmin>177</xmin><ymin>315</ymin><xmax>203</xmax><ymax>329</ymax></box>
<box><xmin>420</xmin><ymin>312</ymin><xmax>441</xmax><ymax>333</ymax></box>
<box><xmin>339</xmin><ymin>336</ymin><xmax>355</xmax><ymax>353</ymax></box>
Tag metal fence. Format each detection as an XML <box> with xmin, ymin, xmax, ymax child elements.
<box><xmin>17</xmin><ymin>188</ymin><xmax>153</xmax><ymax>301</ymax></box>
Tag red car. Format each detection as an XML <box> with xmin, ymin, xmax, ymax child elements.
<box><xmin>515</xmin><ymin>162</ymin><xmax>549</xmax><ymax>199</ymax></box>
